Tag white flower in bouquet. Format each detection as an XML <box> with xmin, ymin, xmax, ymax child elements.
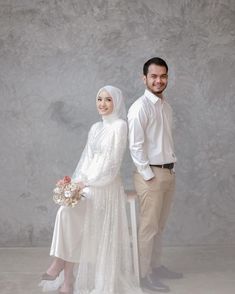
<box><xmin>64</xmin><ymin>191</ymin><xmax>72</xmax><ymax>198</ymax></box>
<box><xmin>53</xmin><ymin>176</ymin><xmax>84</xmax><ymax>207</ymax></box>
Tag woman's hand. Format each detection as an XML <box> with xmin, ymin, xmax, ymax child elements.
<box><xmin>77</xmin><ymin>181</ymin><xmax>86</xmax><ymax>189</ymax></box>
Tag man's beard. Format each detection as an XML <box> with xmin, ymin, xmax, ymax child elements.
<box><xmin>147</xmin><ymin>84</ymin><xmax>167</xmax><ymax>97</ymax></box>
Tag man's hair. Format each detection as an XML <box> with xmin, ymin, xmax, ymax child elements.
<box><xmin>143</xmin><ymin>57</ymin><xmax>168</xmax><ymax>76</ymax></box>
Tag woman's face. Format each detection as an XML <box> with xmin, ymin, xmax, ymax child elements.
<box><xmin>96</xmin><ymin>90</ymin><xmax>114</xmax><ymax>116</ymax></box>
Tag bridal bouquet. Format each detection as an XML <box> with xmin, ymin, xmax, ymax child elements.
<box><xmin>53</xmin><ymin>176</ymin><xmax>84</xmax><ymax>208</ymax></box>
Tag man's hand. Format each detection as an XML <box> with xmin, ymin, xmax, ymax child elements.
<box><xmin>145</xmin><ymin>176</ymin><xmax>155</xmax><ymax>182</ymax></box>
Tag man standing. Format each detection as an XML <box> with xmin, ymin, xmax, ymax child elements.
<box><xmin>128</xmin><ymin>57</ymin><xmax>182</xmax><ymax>292</ymax></box>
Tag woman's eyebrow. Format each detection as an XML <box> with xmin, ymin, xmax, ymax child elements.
<box><xmin>98</xmin><ymin>95</ymin><xmax>112</xmax><ymax>99</ymax></box>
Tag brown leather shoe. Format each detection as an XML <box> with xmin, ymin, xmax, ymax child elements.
<box><xmin>152</xmin><ymin>265</ymin><xmax>183</xmax><ymax>279</ymax></box>
<box><xmin>141</xmin><ymin>274</ymin><xmax>170</xmax><ymax>292</ymax></box>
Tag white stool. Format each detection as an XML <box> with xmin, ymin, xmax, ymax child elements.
<box><xmin>126</xmin><ymin>190</ymin><xmax>140</xmax><ymax>285</ymax></box>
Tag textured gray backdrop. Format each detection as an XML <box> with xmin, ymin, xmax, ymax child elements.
<box><xmin>0</xmin><ymin>0</ymin><xmax>235</xmax><ymax>246</ymax></box>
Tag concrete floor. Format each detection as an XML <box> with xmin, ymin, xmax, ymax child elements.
<box><xmin>0</xmin><ymin>246</ymin><xmax>235</xmax><ymax>294</ymax></box>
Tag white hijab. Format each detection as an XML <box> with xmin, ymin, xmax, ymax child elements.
<box><xmin>96</xmin><ymin>85</ymin><xmax>127</xmax><ymax>121</ymax></box>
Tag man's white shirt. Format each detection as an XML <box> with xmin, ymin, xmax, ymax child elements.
<box><xmin>128</xmin><ymin>89</ymin><xmax>176</xmax><ymax>180</ymax></box>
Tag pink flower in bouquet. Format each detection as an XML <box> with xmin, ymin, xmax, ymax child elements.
<box><xmin>57</xmin><ymin>179</ymin><xmax>64</xmax><ymax>185</ymax></box>
<box><xmin>63</xmin><ymin>176</ymin><xmax>71</xmax><ymax>184</ymax></box>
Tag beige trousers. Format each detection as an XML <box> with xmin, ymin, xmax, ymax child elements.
<box><xmin>134</xmin><ymin>166</ymin><xmax>175</xmax><ymax>278</ymax></box>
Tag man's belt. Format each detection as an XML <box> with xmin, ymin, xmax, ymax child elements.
<box><xmin>150</xmin><ymin>163</ymin><xmax>174</xmax><ymax>169</ymax></box>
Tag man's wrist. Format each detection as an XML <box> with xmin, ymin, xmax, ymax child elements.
<box><xmin>138</xmin><ymin>165</ymin><xmax>155</xmax><ymax>180</ymax></box>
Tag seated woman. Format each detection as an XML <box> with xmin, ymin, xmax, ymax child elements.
<box><xmin>40</xmin><ymin>86</ymin><xmax>143</xmax><ymax>294</ymax></box>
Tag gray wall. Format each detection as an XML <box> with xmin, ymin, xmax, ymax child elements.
<box><xmin>0</xmin><ymin>0</ymin><xmax>235</xmax><ymax>246</ymax></box>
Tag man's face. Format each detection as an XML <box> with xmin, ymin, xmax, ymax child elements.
<box><xmin>143</xmin><ymin>64</ymin><xmax>168</xmax><ymax>97</ymax></box>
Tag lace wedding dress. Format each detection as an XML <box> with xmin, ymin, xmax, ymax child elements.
<box><xmin>40</xmin><ymin>113</ymin><xmax>143</xmax><ymax>293</ymax></box>
<box><xmin>73</xmin><ymin>116</ymin><xmax>142</xmax><ymax>294</ymax></box>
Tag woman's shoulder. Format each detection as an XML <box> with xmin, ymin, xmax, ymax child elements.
<box><xmin>91</xmin><ymin>121</ymin><xmax>102</xmax><ymax>128</ymax></box>
<box><xmin>112</xmin><ymin>119</ymin><xmax>127</xmax><ymax>132</ymax></box>
<box><xmin>113</xmin><ymin>118</ymin><xmax>127</xmax><ymax>127</ymax></box>
<box><xmin>89</xmin><ymin>121</ymin><xmax>102</xmax><ymax>133</ymax></box>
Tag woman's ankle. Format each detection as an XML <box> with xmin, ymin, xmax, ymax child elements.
<box><xmin>60</xmin><ymin>282</ymin><xmax>73</xmax><ymax>292</ymax></box>
<box><xmin>47</xmin><ymin>266</ymin><xmax>63</xmax><ymax>276</ymax></box>
<box><xmin>46</xmin><ymin>261</ymin><xmax>64</xmax><ymax>277</ymax></box>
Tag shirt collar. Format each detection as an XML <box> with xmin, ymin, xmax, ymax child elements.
<box><xmin>144</xmin><ymin>89</ymin><xmax>164</xmax><ymax>104</ymax></box>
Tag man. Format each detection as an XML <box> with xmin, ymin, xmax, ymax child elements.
<box><xmin>128</xmin><ymin>57</ymin><xmax>182</xmax><ymax>292</ymax></box>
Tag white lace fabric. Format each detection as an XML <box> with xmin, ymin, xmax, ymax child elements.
<box><xmin>72</xmin><ymin>118</ymin><xmax>127</xmax><ymax>187</ymax></box>
<box><xmin>40</xmin><ymin>86</ymin><xmax>143</xmax><ymax>293</ymax></box>
<box><xmin>72</xmin><ymin>119</ymin><xmax>142</xmax><ymax>293</ymax></box>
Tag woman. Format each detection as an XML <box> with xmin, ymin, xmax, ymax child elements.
<box><xmin>40</xmin><ymin>86</ymin><xmax>143</xmax><ymax>294</ymax></box>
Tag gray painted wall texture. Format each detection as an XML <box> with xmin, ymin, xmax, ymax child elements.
<box><xmin>0</xmin><ymin>0</ymin><xmax>235</xmax><ymax>246</ymax></box>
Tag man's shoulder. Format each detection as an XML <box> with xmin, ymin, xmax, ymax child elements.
<box><xmin>128</xmin><ymin>94</ymin><xmax>148</xmax><ymax>113</ymax></box>
<box><xmin>163</xmin><ymin>100</ymin><xmax>173</xmax><ymax>111</ymax></box>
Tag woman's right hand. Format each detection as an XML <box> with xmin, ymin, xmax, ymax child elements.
<box><xmin>77</xmin><ymin>181</ymin><xmax>86</xmax><ymax>190</ymax></box>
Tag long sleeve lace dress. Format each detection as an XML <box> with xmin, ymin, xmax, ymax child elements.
<box><xmin>41</xmin><ymin>114</ymin><xmax>143</xmax><ymax>294</ymax></box>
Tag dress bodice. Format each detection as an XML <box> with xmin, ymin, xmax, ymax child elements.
<box><xmin>72</xmin><ymin>119</ymin><xmax>127</xmax><ymax>187</ymax></box>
